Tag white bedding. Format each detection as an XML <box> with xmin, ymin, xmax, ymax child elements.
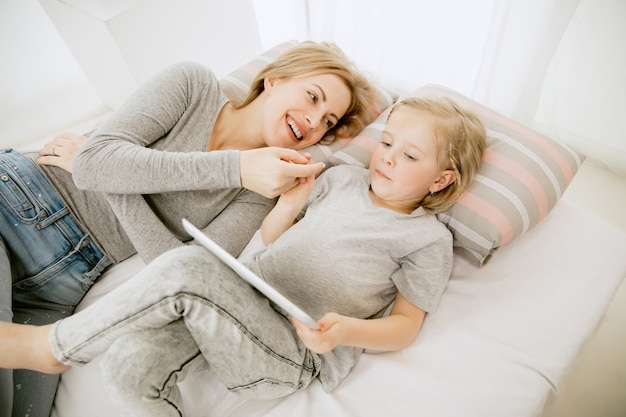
<box><xmin>52</xmin><ymin>199</ymin><xmax>626</xmax><ymax>417</ymax></box>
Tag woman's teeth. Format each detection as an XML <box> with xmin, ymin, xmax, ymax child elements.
<box><xmin>288</xmin><ymin>119</ymin><xmax>302</xmax><ymax>140</ymax></box>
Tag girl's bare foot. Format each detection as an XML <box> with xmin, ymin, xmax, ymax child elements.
<box><xmin>0</xmin><ymin>321</ymin><xmax>71</xmax><ymax>374</ymax></box>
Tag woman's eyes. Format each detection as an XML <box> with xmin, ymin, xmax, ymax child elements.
<box><xmin>307</xmin><ymin>91</ymin><xmax>334</xmax><ymax>129</ymax></box>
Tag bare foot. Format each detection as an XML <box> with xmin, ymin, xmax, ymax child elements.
<box><xmin>0</xmin><ymin>322</ymin><xmax>71</xmax><ymax>374</ymax></box>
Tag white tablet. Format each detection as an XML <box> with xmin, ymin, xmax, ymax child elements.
<box><xmin>182</xmin><ymin>219</ymin><xmax>320</xmax><ymax>330</ymax></box>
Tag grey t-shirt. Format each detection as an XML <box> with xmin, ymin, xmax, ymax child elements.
<box><xmin>34</xmin><ymin>62</ymin><xmax>275</xmax><ymax>263</ymax></box>
<box><xmin>249</xmin><ymin>165</ymin><xmax>453</xmax><ymax>391</ymax></box>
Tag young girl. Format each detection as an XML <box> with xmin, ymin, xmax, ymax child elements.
<box><xmin>0</xmin><ymin>41</ymin><xmax>377</xmax><ymax>417</ymax></box>
<box><xmin>0</xmin><ymin>96</ymin><xmax>486</xmax><ymax>416</ymax></box>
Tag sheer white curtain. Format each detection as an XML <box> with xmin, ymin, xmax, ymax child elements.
<box><xmin>254</xmin><ymin>0</ymin><xmax>626</xmax><ymax>174</ymax></box>
<box><xmin>304</xmin><ymin>0</ymin><xmax>581</xmax><ymax>124</ymax></box>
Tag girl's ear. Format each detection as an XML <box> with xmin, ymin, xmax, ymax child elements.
<box><xmin>430</xmin><ymin>169</ymin><xmax>456</xmax><ymax>193</ymax></box>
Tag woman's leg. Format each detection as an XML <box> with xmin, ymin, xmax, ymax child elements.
<box><xmin>0</xmin><ymin>238</ymin><xmax>13</xmax><ymax>417</ymax></box>
<box><xmin>10</xmin><ymin>311</ymin><xmax>67</xmax><ymax>417</ymax></box>
<box><xmin>1</xmin><ymin>149</ymin><xmax>110</xmax><ymax>417</ymax></box>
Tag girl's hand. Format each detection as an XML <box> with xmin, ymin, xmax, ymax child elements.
<box><xmin>277</xmin><ymin>171</ymin><xmax>316</xmax><ymax>210</ymax></box>
<box><xmin>37</xmin><ymin>132</ymin><xmax>87</xmax><ymax>173</ymax></box>
<box><xmin>292</xmin><ymin>313</ymin><xmax>345</xmax><ymax>354</ymax></box>
<box><xmin>240</xmin><ymin>147</ymin><xmax>325</xmax><ymax>198</ymax></box>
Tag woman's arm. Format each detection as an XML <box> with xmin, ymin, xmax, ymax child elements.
<box><xmin>72</xmin><ymin>62</ymin><xmax>240</xmax><ymax>195</ymax></box>
<box><xmin>292</xmin><ymin>292</ymin><xmax>425</xmax><ymax>354</ymax></box>
<box><xmin>71</xmin><ymin>62</ymin><xmax>324</xmax><ymax>198</ymax></box>
<box><xmin>104</xmin><ymin>193</ymin><xmax>184</xmax><ymax>263</ymax></box>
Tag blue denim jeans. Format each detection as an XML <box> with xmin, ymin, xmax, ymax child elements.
<box><xmin>0</xmin><ymin>149</ymin><xmax>110</xmax><ymax>417</ymax></box>
<box><xmin>50</xmin><ymin>245</ymin><xmax>319</xmax><ymax>417</ymax></box>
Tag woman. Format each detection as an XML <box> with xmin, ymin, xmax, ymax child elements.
<box><xmin>0</xmin><ymin>96</ymin><xmax>486</xmax><ymax>417</ymax></box>
<box><xmin>0</xmin><ymin>41</ymin><xmax>378</xmax><ymax>417</ymax></box>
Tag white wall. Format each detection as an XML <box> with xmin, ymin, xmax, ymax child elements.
<box><xmin>0</xmin><ymin>0</ymin><xmax>262</xmax><ymax>149</ymax></box>
<box><xmin>3</xmin><ymin>0</ymin><xmax>624</xmax><ymax>175</ymax></box>
<box><xmin>535</xmin><ymin>0</ymin><xmax>626</xmax><ymax>175</ymax></box>
<box><xmin>0</xmin><ymin>0</ymin><xmax>108</xmax><ymax>149</ymax></box>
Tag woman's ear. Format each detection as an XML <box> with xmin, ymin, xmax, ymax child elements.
<box><xmin>430</xmin><ymin>169</ymin><xmax>456</xmax><ymax>193</ymax></box>
<box><xmin>263</xmin><ymin>77</ymin><xmax>275</xmax><ymax>93</ymax></box>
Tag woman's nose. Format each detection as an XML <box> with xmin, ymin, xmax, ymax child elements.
<box><xmin>305</xmin><ymin>111</ymin><xmax>322</xmax><ymax>129</ymax></box>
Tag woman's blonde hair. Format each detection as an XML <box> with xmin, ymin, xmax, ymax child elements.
<box><xmin>236</xmin><ymin>41</ymin><xmax>379</xmax><ymax>141</ymax></box>
<box><xmin>389</xmin><ymin>96</ymin><xmax>486</xmax><ymax>213</ymax></box>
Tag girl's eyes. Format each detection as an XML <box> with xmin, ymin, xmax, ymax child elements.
<box><xmin>324</xmin><ymin>118</ymin><xmax>334</xmax><ymax>128</ymax></box>
<box><xmin>308</xmin><ymin>91</ymin><xmax>318</xmax><ymax>103</ymax></box>
<box><xmin>381</xmin><ymin>141</ymin><xmax>417</xmax><ymax>160</ymax></box>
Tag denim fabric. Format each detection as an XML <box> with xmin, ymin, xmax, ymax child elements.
<box><xmin>0</xmin><ymin>238</ymin><xmax>14</xmax><ymax>416</ymax></box>
<box><xmin>0</xmin><ymin>149</ymin><xmax>110</xmax><ymax>417</ymax></box>
<box><xmin>51</xmin><ymin>245</ymin><xmax>319</xmax><ymax>417</ymax></box>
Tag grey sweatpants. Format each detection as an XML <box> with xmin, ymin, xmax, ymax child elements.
<box><xmin>49</xmin><ymin>245</ymin><xmax>319</xmax><ymax>417</ymax></box>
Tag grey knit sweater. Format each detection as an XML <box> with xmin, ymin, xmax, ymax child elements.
<box><xmin>36</xmin><ymin>61</ymin><xmax>274</xmax><ymax>264</ymax></box>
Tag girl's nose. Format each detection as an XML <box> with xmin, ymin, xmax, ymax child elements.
<box><xmin>382</xmin><ymin>151</ymin><xmax>394</xmax><ymax>166</ymax></box>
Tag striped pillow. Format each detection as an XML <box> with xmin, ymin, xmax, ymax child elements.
<box><xmin>330</xmin><ymin>85</ymin><xmax>585</xmax><ymax>265</ymax></box>
<box><xmin>219</xmin><ymin>41</ymin><xmax>395</xmax><ymax>164</ymax></box>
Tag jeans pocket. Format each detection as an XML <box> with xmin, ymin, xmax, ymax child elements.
<box><xmin>0</xmin><ymin>169</ymin><xmax>39</xmax><ymax>222</ymax></box>
<box><xmin>13</xmin><ymin>248</ymin><xmax>108</xmax><ymax>308</ymax></box>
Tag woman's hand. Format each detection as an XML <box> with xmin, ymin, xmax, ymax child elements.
<box><xmin>292</xmin><ymin>313</ymin><xmax>345</xmax><ymax>354</ymax></box>
<box><xmin>240</xmin><ymin>147</ymin><xmax>325</xmax><ymax>198</ymax></box>
<box><xmin>37</xmin><ymin>132</ymin><xmax>87</xmax><ymax>173</ymax></box>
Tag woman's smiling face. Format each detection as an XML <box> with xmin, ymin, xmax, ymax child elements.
<box><xmin>261</xmin><ymin>73</ymin><xmax>351</xmax><ymax>149</ymax></box>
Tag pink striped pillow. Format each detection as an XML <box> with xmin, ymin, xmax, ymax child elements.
<box><xmin>331</xmin><ymin>85</ymin><xmax>585</xmax><ymax>265</ymax></box>
<box><xmin>219</xmin><ymin>41</ymin><xmax>395</xmax><ymax>164</ymax></box>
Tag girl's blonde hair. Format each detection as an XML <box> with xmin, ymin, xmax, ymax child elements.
<box><xmin>236</xmin><ymin>41</ymin><xmax>379</xmax><ymax>141</ymax></box>
<box><xmin>389</xmin><ymin>96</ymin><xmax>486</xmax><ymax>213</ymax></box>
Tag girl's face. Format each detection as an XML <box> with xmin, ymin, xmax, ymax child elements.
<box><xmin>369</xmin><ymin>106</ymin><xmax>455</xmax><ymax>214</ymax></box>
<box><xmin>262</xmin><ymin>73</ymin><xmax>351</xmax><ymax>149</ymax></box>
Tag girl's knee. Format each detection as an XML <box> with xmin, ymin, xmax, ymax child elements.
<box><xmin>142</xmin><ymin>245</ymin><xmax>221</xmax><ymax>292</ymax></box>
<box><xmin>150</xmin><ymin>246</ymin><xmax>219</xmax><ymax>279</ymax></box>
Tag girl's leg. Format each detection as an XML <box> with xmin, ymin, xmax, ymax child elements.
<box><xmin>100</xmin><ymin>320</ymin><xmax>207</xmax><ymax>417</ymax></box>
<box><xmin>2</xmin><ymin>245</ymin><xmax>318</xmax><ymax>413</ymax></box>
<box><xmin>56</xmin><ymin>245</ymin><xmax>318</xmax><ymax>402</ymax></box>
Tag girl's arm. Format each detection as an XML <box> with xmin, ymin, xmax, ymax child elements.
<box><xmin>260</xmin><ymin>172</ymin><xmax>316</xmax><ymax>245</ymax></box>
<box><xmin>292</xmin><ymin>292</ymin><xmax>425</xmax><ymax>354</ymax></box>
